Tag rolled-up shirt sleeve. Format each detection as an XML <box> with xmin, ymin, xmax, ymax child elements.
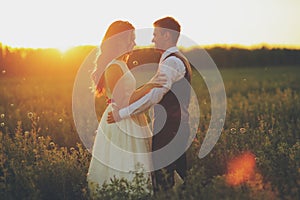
<box><xmin>119</xmin><ymin>56</ymin><xmax>186</xmax><ymax>119</ymax></box>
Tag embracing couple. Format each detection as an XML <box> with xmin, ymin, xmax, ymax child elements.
<box><xmin>87</xmin><ymin>16</ymin><xmax>192</xmax><ymax>195</ymax></box>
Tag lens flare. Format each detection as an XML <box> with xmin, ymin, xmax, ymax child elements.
<box><xmin>226</xmin><ymin>151</ymin><xmax>256</xmax><ymax>186</ymax></box>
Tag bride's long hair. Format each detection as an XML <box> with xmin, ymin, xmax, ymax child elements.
<box><xmin>92</xmin><ymin>21</ymin><xmax>135</xmax><ymax>96</ymax></box>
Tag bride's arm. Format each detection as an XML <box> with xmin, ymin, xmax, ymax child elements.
<box><xmin>129</xmin><ymin>83</ymin><xmax>156</xmax><ymax>104</ymax></box>
<box><xmin>104</xmin><ymin>64</ymin><xmax>124</xmax><ymax>100</ymax></box>
<box><xmin>129</xmin><ymin>74</ymin><xmax>166</xmax><ymax>104</ymax></box>
<box><xmin>105</xmin><ymin>65</ymin><xmax>165</xmax><ymax>107</ymax></box>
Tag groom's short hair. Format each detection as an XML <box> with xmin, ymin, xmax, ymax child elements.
<box><xmin>153</xmin><ymin>16</ymin><xmax>181</xmax><ymax>43</ymax></box>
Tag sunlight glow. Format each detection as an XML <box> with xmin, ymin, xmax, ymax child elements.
<box><xmin>226</xmin><ymin>152</ymin><xmax>256</xmax><ymax>186</ymax></box>
<box><xmin>1</xmin><ymin>0</ymin><xmax>300</xmax><ymax>49</ymax></box>
<box><xmin>56</xmin><ymin>45</ymin><xmax>74</xmax><ymax>54</ymax></box>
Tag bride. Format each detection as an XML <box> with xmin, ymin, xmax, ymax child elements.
<box><xmin>87</xmin><ymin>20</ymin><xmax>163</xmax><ymax>193</ymax></box>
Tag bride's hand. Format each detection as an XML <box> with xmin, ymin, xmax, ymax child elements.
<box><xmin>107</xmin><ymin>105</ymin><xmax>121</xmax><ymax>124</ymax></box>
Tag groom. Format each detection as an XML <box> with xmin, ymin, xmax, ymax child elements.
<box><xmin>107</xmin><ymin>16</ymin><xmax>192</xmax><ymax>192</ymax></box>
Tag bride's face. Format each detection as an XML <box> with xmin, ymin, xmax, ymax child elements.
<box><xmin>113</xmin><ymin>30</ymin><xmax>135</xmax><ymax>57</ymax></box>
<box><xmin>125</xmin><ymin>31</ymin><xmax>136</xmax><ymax>53</ymax></box>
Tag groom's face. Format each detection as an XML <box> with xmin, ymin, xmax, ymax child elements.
<box><xmin>152</xmin><ymin>28</ymin><xmax>165</xmax><ymax>51</ymax></box>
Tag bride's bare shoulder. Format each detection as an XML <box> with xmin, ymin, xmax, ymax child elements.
<box><xmin>104</xmin><ymin>63</ymin><xmax>124</xmax><ymax>77</ymax></box>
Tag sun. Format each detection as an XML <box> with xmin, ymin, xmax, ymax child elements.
<box><xmin>56</xmin><ymin>45</ymin><xmax>73</xmax><ymax>54</ymax></box>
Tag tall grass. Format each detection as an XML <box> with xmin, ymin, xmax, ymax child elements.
<box><xmin>0</xmin><ymin>66</ymin><xmax>299</xmax><ymax>199</ymax></box>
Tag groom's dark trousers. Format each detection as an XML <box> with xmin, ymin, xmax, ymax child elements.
<box><xmin>151</xmin><ymin>53</ymin><xmax>192</xmax><ymax>192</ymax></box>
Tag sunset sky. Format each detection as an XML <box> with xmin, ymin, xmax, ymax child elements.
<box><xmin>1</xmin><ymin>0</ymin><xmax>300</xmax><ymax>51</ymax></box>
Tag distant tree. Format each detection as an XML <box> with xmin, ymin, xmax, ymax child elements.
<box><xmin>1</xmin><ymin>45</ymin><xmax>299</xmax><ymax>77</ymax></box>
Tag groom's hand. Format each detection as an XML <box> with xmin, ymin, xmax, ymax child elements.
<box><xmin>107</xmin><ymin>109</ymin><xmax>121</xmax><ymax>124</ymax></box>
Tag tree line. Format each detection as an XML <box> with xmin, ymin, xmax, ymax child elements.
<box><xmin>204</xmin><ymin>46</ymin><xmax>300</xmax><ymax>68</ymax></box>
<box><xmin>1</xmin><ymin>43</ymin><xmax>299</xmax><ymax>77</ymax></box>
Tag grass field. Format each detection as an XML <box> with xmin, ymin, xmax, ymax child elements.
<box><xmin>0</xmin><ymin>66</ymin><xmax>299</xmax><ymax>199</ymax></box>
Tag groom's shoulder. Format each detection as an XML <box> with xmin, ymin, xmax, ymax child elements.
<box><xmin>164</xmin><ymin>52</ymin><xmax>194</xmax><ymax>70</ymax></box>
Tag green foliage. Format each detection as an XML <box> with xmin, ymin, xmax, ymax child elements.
<box><xmin>90</xmin><ymin>171</ymin><xmax>152</xmax><ymax>200</ymax></box>
<box><xmin>0</xmin><ymin>116</ymin><xmax>91</xmax><ymax>200</ymax></box>
<box><xmin>0</xmin><ymin>66</ymin><xmax>299</xmax><ymax>199</ymax></box>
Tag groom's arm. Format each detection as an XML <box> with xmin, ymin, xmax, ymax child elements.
<box><xmin>106</xmin><ymin>75</ymin><xmax>170</xmax><ymax>124</ymax></box>
<box><xmin>118</xmin><ymin>86</ymin><xmax>166</xmax><ymax>119</ymax></box>
<box><xmin>118</xmin><ymin>57</ymin><xmax>186</xmax><ymax>120</ymax></box>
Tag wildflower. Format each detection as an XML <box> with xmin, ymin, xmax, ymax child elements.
<box><xmin>50</xmin><ymin>142</ymin><xmax>55</xmax><ymax>148</ymax></box>
<box><xmin>133</xmin><ymin>60</ymin><xmax>139</xmax><ymax>65</ymax></box>
<box><xmin>239</xmin><ymin>128</ymin><xmax>246</xmax><ymax>134</ymax></box>
<box><xmin>268</xmin><ymin>129</ymin><xmax>273</xmax><ymax>134</ymax></box>
<box><xmin>24</xmin><ymin>131</ymin><xmax>30</xmax><ymax>137</ymax></box>
<box><xmin>193</xmin><ymin>137</ymin><xmax>200</xmax><ymax>144</ymax></box>
<box><xmin>27</xmin><ymin>112</ymin><xmax>34</xmax><ymax>119</ymax></box>
<box><xmin>0</xmin><ymin>114</ymin><xmax>4</xmax><ymax>118</ymax></box>
<box><xmin>230</xmin><ymin>128</ymin><xmax>237</xmax><ymax>134</ymax></box>
<box><xmin>0</xmin><ymin>122</ymin><xmax>4</xmax><ymax>127</ymax></box>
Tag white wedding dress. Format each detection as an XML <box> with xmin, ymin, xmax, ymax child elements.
<box><xmin>87</xmin><ymin>59</ymin><xmax>152</xmax><ymax>192</ymax></box>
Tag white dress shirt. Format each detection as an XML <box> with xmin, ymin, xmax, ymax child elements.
<box><xmin>119</xmin><ymin>46</ymin><xmax>186</xmax><ymax>119</ymax></box>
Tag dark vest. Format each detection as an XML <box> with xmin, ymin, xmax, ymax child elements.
<box><xmin>152</xmin><ymin>52</ymin><xmax>192</xmax><ymax>149</ymax></box>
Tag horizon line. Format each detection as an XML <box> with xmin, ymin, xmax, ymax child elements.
<box><xmin>1</xmin><ymin>42</ymin><xmax>300</xmax><ymax>51</ymax></box>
